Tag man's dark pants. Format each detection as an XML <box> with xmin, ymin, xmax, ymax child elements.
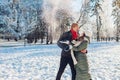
<box><xmin>56</xmin><ymin>55</ymin><xmax>76</xmax><ymax>80</ymax></box>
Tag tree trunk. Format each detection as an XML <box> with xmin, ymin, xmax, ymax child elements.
<box><xmin>116</xmin><ymin>26</ymin><xmax>119</xmax><ymax>42</ymax></box>
<box><xmin>96</xmin><ymin>13</ymin><xmax>100</xmax><ymax>41</ymax></box>
<box><xmin>116</xmin><ymin>13</ymin><xmax>119</xmax><ymax>42</ymax></box>
<box><xmin>46</xmin><ymin>32</ymin><xmax>49</xmax><ymax>44</ymax></box>
<box><xmin>116</xmin><ymin>36</ymin><xmax>119</xmax><ymax>42</ymax></box>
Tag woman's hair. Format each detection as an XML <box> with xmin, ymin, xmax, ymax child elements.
<box><xmin>76</xmin><ymin>33</ymin><xmax>85</xmax><ymax>41</ymax></box>
<box><xmin>71</xmin><ymin>23</ymin><xmax>78</xmax><ymax>29</ymax></box>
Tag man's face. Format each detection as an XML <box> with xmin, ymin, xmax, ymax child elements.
<box><xmin>74</xmin><ymin>26</ymin><xmax>79</xmax><ymax>32</ymax></box>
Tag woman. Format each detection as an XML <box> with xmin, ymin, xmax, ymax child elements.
<box><xmin>71</xmin><ymin>33</ymin><xmax>92</xmax><ymax>80</ymax></box>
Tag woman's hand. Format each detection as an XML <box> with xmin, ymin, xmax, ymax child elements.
<box><xmin>81</xmin><ymin>49</ymin><xmax>87</xmax><ymax>53</ymax></box>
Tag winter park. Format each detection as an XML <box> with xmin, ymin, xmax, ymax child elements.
<box><xmin>0</xmin><ymin>0</ymin><xmax>120</xmax><ymax>80</ymax></box>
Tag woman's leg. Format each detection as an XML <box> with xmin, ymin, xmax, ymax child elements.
<box><xmin>75</xmin><ymin>53</ymin><xmax>91</xmax><ymax>80</ymax></box>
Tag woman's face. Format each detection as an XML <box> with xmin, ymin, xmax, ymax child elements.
<box><xmin>79</xmin><ymin>30</ymin><xmax>85</xmax><ymax>36</ymax></box>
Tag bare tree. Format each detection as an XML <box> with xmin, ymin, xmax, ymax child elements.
<box><xmin>88</xmin><ymin>0</ymin><xmax>103</xmax><ymax>41</ymax></box>
<box><xmin>112</xmin><ymin>0</ymin><xmax>120</xmax><ymax>42</ymax></box>
<box><xmin>55</xmin><ymin>9</ymin><xmax>73</xmax><ymax>34</ymax></box>
<box><xmin>76</xmin><ymin>0</ymin><xmax>90</xmax><ymax>27</ymax></box>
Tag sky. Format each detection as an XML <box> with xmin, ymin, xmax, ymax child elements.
<box><xmin>71</xmin><ymin>0</ymin><xmax>82</xmax><ymax>12</ymax></box>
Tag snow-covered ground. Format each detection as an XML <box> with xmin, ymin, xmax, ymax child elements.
<box><xmin>0</xmin><ymin>41</ymin><xmax>120</xmax><ymax>80</ymax></box>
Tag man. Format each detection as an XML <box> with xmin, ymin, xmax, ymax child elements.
<box><xmin>56</xmin><ymin>23</ymin><xmax>87</xmax><ymax>80</ymax></box>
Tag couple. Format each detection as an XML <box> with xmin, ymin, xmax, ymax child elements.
<box><xmin>56</xmin><ymin>23</ymin><xmax>92</xmax><ymax>80</ymax></box>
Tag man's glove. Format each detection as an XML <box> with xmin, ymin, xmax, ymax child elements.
<box><xmin>69</xmin><ymin>45</ymin><xmax>73</xmax><ymax>49</ymax></box>
<box><xmin>64</xmin><ymin>45</ymin><xmax>73</xmax><ymax>52</ymax></box>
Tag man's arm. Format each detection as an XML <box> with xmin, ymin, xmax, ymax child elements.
<box><xmin>57</xmin><ymin>32</ymin><xmax>70</xmax><ymax>51</ymax></box>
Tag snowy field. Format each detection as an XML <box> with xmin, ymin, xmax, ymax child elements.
<box><xmin>0</xmin><ymin>40</ymin><xmax>120</xmax><ymax>80</ymax></box>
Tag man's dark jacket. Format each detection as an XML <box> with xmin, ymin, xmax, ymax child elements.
<box><xmin>57</xmin><ymin>31</ymin><xmax>72</xmax><ymax>57</ymax></box>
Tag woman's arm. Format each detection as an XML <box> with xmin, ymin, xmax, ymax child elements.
<box><xmin>72</xmin><ymin>40</ymin><xmax>88</xmax><ymax>51</ymax></box>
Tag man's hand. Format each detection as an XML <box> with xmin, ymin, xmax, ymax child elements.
<box><xmin>81</xmin><ymin>49</ymin><xmax>87</xmax><ymax>53</ymax></box>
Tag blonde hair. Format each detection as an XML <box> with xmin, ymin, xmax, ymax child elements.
<box><xmin>71</xmin><ymin>23</ymin><xmax>78</xmax><ymax>29</ymax></box>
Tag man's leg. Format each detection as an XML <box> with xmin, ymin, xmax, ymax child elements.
<box><xmin>56</xmin><ymin>56</ymin><xmax>68</xmax><ymax>80</ymax></box>
<box><xmin>69</xmin><ymin>57</ymin><xmax>76</xmax><ymax>80</ymax></box>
